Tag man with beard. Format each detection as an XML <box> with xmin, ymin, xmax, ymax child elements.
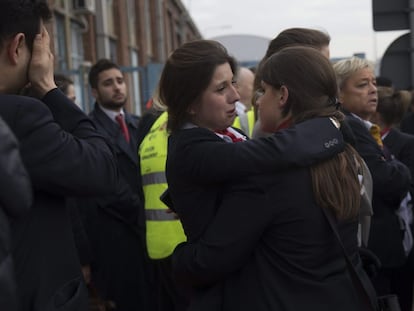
<box><xmin>76</xmin><ymin>59</ymin><xmax>150</xmax><ymax>310</ymax></box>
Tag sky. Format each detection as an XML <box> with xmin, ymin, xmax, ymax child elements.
<box><xmin>181</xmin><ymin>0</ymin><xmax>407</xmax><ymax>61</ymax></box>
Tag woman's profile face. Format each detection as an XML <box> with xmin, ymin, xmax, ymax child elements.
<box><xmin>256</xmin><ymin>81</ymin><xmax>284</xmax><ymax>132</ymax></box>
<box><xmin>190</xmin><ymin>63</ymin><xmax>240</xmax><ymax>131</ymax></box>
<box><xmin>339</xmin><ymin>67</ymin><xmax>377</xmax><ymax>120</ymax></box>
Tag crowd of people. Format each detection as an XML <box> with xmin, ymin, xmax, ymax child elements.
<box><xmin>1</xmin><ymin>0</ymin><xmax>414</xmax><ymax>311</ymax></box>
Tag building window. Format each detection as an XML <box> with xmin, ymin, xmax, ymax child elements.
<box><xmin>109</xmin><ymin>38</ymin><xmax>117</xmax><ymax>62</ymax></box>
<box><xmin>167</xmin><ymin>11</ymin><xmax>174</xmax><ymax>52</ymax></box>
<box><xmin>130</xmin><ymin>49</ymin><xmax>141</xmax><ymax>115</ymax></box>
<box><xmin>126</xmin><ymin>0</ymin><xmax>137</xmax><ymax>47</ymax></box>
<box><xmin>70</xmin><ymin>21</ymin><xmax>84</xmax><ymax>69</ymax></box>
<box><xmin>54</xmin><ymin>13</ymin><xmax>68</xmax><ymax>71</ymax></box>
<box><xmin>143</xmin><ymin>0</ymin><xmax>152</xmax><ymax>55</ymax></box>
<box><xmin>55</xmin><ymin>0</ymin><xmax>66</xmax><ymax>9</ymax></box>
<box><xmin>106</xmin><ymin>0</ymin><xmax>116</xmax><ymax>37</ymax></box>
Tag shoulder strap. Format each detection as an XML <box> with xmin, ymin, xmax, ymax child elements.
<box><xmin>322</xmin><ymin>208</ymin><xmax>378</xmax><ymax>311</ymax></box>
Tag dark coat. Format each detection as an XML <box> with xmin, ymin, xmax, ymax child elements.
<box><xmin>172</xmin><ymin>168</ymin><xmax>368</xmax><ymax>311</ymax></box>
<box><xmin>76</xmin><ymin>104</ymin><xmax>149</xmax><ymax>311</ymax></box>
<box><xmin>166</xmin><ymin>117</ymin><xmax>345</xmax><ymax>241</ymax></box>
<box><xmin>0</xmin><ymin>89</ymin><xmax>118</xmax><ymax>311</ymax></box>
<box><xmin>383</xmin><ymin>128</ymin><xmax>414</xmax><ymax>180</ymax></box>
<box><xmin>0</xmin><ymin>116</ymin><xmax>32</xmax><ymax>311</ymax></box>
<box><xmin>400</xmin><ymin>112</ymin><xmax>414</xmax><ymax>136</ymax></box>
<box><xmin>344</xmin><ymin>114</ymin><xmax>411</xmax><ymax>268</ymax></box>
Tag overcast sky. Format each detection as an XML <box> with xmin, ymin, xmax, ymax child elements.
<box><xmin>182</xmin><ymin>0</ymin><xmax>407</xmax><ymax>61</ymax></box>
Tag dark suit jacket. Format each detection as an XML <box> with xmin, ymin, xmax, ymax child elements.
<box><xmin>0</xmin><ymin>116</ymin><xmax>32</xmax><ymax>311</ymax></box>
<box><xmin>400</xmin><ymin>112</ymin><xmax>414</xmax><ymax>136</ymax></box>
<box><xmin>0</xmin><ymin>89</ymin><xmax>117</xmax><ymax>311</ymax></box>
<box><xmin>173</xmin><ymin>168</ymin><xmax>368</xmax><ymax>311</ymax></box>
<box><xmin>383</xmin><ymin>128</ymin><xmax>414</xmax><ymax>180</ymax></box>
<box><xmin>344</xmin><ymin>113</ymin><xmax>411</xmax><ymax>268</ymax></box>
<box><xmin>76</xmin><ymin>104</ymin><xmax>149</xmax><ymax>311</ymax></box>
<box><xmin>166</xmin><ymin>117</ymin><xmax>344</xmax><ymax>241</ymax></box>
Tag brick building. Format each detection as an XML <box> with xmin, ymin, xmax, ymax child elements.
<box><xmin>47</xmin><ymin>0</ymin><xmax>201</xmax><ymax>114</ymax></box>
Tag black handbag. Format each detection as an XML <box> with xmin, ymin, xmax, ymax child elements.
<box><xmin>322</xmin><ymin>208</ymin><xmax>401</xmax><ymax>311</ymax></box>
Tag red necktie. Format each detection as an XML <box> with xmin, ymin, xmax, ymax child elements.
<box><xmin>115</xmin><ymin>114</ymin><xmax>130</xmax><ymax>143</ymax></box>
<box><xmin>216</xmin><ymin>129</ymin><xmax>244</xmax><ymax>143</ymax></box>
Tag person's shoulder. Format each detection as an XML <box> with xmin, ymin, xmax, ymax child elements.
<box><xmin>168</xmin><ymin>128</ymin><xmax>222</xmax><ymax>156</ymax></box>
<box><xmin>391</xmin><ymin>128</ymin><xmax>414</xmax><ymax>144</ymax></box>
<box><xmin>0</xmin><ymin>94</ymin><xmax>42</xmax><ymax>105</ymax></box>
<box><xmin>0</xmin><ymin>94</ymin><xmax>48</xmax><ymax>114</ymax></box>
<box><xmin>125</xmin><ymin>111</ymin><xmax>140</xmax><ymax>127</ymax></box>
<box><xmin>128</xmin><ymin>113</ymin><xmax>140</xmax><ymax>122</ymax></box>
<box><xmin>170</xmin><ymin>127</ymin><xmax>219</xmax><ymax>142</ymax></box>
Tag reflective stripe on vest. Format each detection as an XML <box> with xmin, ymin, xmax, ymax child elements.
<box><xmin>142</xmin><ymin>172</ymin><xmax>167</xmax><ymax>186</ymax></box>
<box><xmin>139</xmin><ymin>111</ymin><xmax>186</xmax><ymax>259</ymax></box>
<box><xmin>145</xmin><ymin>209</ymin><xmax>176</xmax><ymax>221</ymax></box>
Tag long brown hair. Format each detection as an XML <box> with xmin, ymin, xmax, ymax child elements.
<box><xmin>310</xmin><ymin>144</ymin><xmax>363</xmax><ymax>219</ymax></box>
<box><xmin>261</xmin><ymin>46</ymin><xmax>362</xmax><ymax>219</ymax></box>
<box><xmin>253</xmin><ymin>28</ymin><xmax>330</xmax><ymax>109</ymax></box>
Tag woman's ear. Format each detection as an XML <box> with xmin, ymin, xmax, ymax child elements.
<box><xmin>187</xmin><ymin>102</ymin><xmax>198</xmax><ymax>116</ymax></box>
<box><xmin>91</xmin><ymin>88</ymin><xmax>98</xmax><ymax>99</ymax></box>
<box><xmin>279</xmin><ymin>85</ymin><xmax>289</xmax><ymax>107</ymax></box>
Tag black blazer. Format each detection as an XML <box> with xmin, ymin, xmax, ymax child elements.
<box><xmin>344</xmin><ymin>113</ymin><xmax>411</xmax><ymax>268</ymax></box>
<box><xmin>400</xmin><ymin>112</ymin><xmax>414</xmax><ymax>136</ymax></box>
<box><xmin>383</xmin><ymin>128</ymin><xmax>414</xmax><ymax>180</ymax></box>
<box><xmin>0</xmin><ymin>116</ymin><xmax>32</xmax><ymax>311</ymax></box>
<box><xmin>172</xmin><ymin>169</ymin><xmax>368</xmax><ymax>311</ymax></box>
<box><xmin>166</xmin><ymin>117</ymin><xmax>344</xmax><ymax>241</ymax></box>
<box><xmin>0</xmin><ymin>89</ymin><xmax>118</xmax><ymax>311</ymax></box>
<box><xmin>75</xmin><ymin>104</ymin><xmax>150</xmax><ymax>311</ymax></box>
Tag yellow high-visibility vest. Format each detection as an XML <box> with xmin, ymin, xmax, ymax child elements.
<box><xmin>232</xmin><ymin>109</ymin><xmax>255</xmax><ymax>138</ymax></box>
<box><xmin>139</xmin><ymin>111</ymin><xmax>186</xmax><ymax>259</ymax></box>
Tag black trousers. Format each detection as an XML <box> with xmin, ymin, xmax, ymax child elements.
<box><xmin>150</xmin><ymin>256</ymin><xmax>191</xmax><ymax>311</ymax></box>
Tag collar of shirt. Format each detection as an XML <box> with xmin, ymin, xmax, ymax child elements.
<box><xmin>381</xmin><ymin>127</ymin><xmax>391</xmax><ymax>140</ymax></box>
<box><xmin>350</xmin><ymin>113</ymin><xmax>373</xmax><ymax>130</ymax></box>
<box><xmin>99</xmin><ymin>104</ymin><xmax>125</xmax><ymax>123</ymax></box>
<box><xmin>215</xmin><ymin>127</ymin><xmax>247</xmax><ymax>142</ymax></box>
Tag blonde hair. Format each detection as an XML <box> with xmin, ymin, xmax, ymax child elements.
<box><xmin>333</xmin><ymin>57</ymin><xmax>375</xmax><ymax>90</ymax></box>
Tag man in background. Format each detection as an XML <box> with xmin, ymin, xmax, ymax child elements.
<box><xmin>76</xmin><ymin>59</ymin><xmax>150</xmax><ymax>310</ymax></box>
<box><xmin>233</xmin><ymin>67</ymin><xmax>255</xmax><ymax>137</ymax></box>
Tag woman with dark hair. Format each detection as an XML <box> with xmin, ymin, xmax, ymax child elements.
<box><xmin>165</xmin><ymin>44</ymin><xmax>376</xmax><ymax>310</ymax></box>
<box><xmin>161</xmin><ymin>40</ymin><xmax>343</xmax><ymax>241</ymax></box>
<box><xmin>252</xmin><ymin>27</ymin><xmax>331</xmax><ymax>138</ymax></box>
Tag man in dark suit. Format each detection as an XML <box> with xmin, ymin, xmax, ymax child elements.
<box><xmin>0</xmin><ymin>1</ymin><xmax>118</xmax><ymax>311</ymax></box>
<box><xmin>76</xmin><ymin>59</ymin><xmax>150</xmax><ymax>310</ymax></box>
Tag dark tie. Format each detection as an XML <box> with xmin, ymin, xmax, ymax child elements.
<box><xmin>115</xmin><ymin>114</ymin><xmax>130</xmax><ymax>143</ymax></box>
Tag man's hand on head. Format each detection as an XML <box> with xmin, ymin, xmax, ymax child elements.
<box><xmin>28</xmin><ymin>26</ymin><xmax>57</xmax><ymax>98</ymax></box>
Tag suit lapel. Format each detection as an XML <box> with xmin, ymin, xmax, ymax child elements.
<box><xmin>91</xmin><ymin>105</ymin><xmax>138</xmax><ymax>165</ymax></box>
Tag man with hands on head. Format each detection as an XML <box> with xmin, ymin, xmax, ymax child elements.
<box><xmin>0</xmin><ymin>1</ymin><xmax>118</xmax><ymax>311</ymax></box>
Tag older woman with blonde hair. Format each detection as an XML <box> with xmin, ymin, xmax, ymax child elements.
<box><xmin>334</xmin><ymin>57</ymin><xmax>411</xmax><ymax>310</ymax></box>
